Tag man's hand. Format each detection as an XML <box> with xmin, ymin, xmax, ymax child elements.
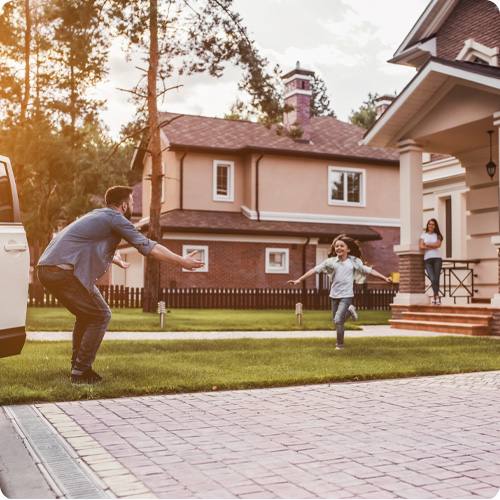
<box><xmin>181</xmin><ymin>250</ymin><xmax>204</xmax><ymax>270</ymax></box>
<box><xmin>117</xmin><ymin>260</ymin><xmax>131</xmax><ymax>270</ymax></box>
<box><xmin>384</xmin><ymin>276</ymin><xmax>393</xmax><ymax>284</ymax></box>
<box><xmin>112</xmin><ymin>252</ymin><xmax>130</xmax><ymax>269</ymax></box>
<box><xmin>287</xmin><ymin>279</ymin><xmax>301</xmax><ymax>286</ymax></box>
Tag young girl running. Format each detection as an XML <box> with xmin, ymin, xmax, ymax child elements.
<box><xmin>288</xmin><ymin>234</ymin><xmax>391</xmax><ymax>350</ymax></box>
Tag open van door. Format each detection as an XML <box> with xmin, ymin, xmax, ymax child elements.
<box><xmin>0</xmin><ymin>155</ymin><xmax>30</xmax><ymax>358</ymax></box>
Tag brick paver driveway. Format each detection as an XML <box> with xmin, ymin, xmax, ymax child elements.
<box><xmin>37</xmin><ymin>371</ymin><xmax>500</xmax><ymax>499</ymax></box>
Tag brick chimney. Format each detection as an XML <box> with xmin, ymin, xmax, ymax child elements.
<box><xmin>374</xmin><ymin>94</ymin><xmax>395</xmax><ymax>119</ymax></box>
<box><xmin>282</xmin><ymin>61</ymin><xmax>315</xmax><ymax>142</ymax></box>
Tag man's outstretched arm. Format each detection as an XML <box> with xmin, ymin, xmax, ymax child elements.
<box><xmin>150</xmin><ymin>244</ymin><xmax>203</xmax><ymax>270</ymax></box>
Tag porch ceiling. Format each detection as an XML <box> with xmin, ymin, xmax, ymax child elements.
<box><xmin>416</xmin><ymin>116</ymin><xmax>494</xmax><ymax>155</ymax></box>
<box><xmin>363</xmin><ymin>58</ymin><xmax>500</xmax><ymax>151</ymax></box>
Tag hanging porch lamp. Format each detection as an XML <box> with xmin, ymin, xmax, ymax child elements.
<box><xmin>486</xmin><ymin>130</ymin><xmax>497</xmax><ymax>179</ymax></box>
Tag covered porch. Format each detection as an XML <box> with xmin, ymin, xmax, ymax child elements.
<box><xmin>364</xmin><ymin>57</ymin><xmax>500</xmax><ymax>335</ymax></box>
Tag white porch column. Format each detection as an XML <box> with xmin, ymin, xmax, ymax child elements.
<box><xmin>490</xmin><ymin>112</ymin><xmax>500</xmax><ymax>306</ymax></box>
<box><xmin>393</xmin><ymin>140</ymin><xmax>428</xmax><ymax>305</ymax></box>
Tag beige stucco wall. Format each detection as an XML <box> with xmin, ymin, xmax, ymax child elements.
<box><xmin>423</xmin><ymin>156</ymin><xmax>467</xmax><ymax>259</ymax></box>
<box><xmin>462</xmin><ymin>147</ymin><xmax>499</xmax><ymax>299</ymax></box>
<box><xmin>181</xmin><ymin>152</ymin><xmax>244</xmax><ymax>212</ymax></box>
<box><xmin>258</xmin><ymin>155</ymin><xmax>399</xmax><ymax>219</ymax></box>
<box><xmin>410</xmin><ymin>86</ymin><xmax>500</xmax><ymax>141</ymax></box>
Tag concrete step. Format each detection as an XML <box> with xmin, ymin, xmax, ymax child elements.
<box><xmin>401</xmin><ymin>312</ymin><xmax>491</xmax><ymax>326</ymax></box>
<box><xmin>389</xmin><ymin>319</ymin><xmax>491</xmax><ymax>336</ymax></box>
<box><xmin>392</xmin><ymin>304</ymin><xmax>498</xmax><ymax>315</ymax></box>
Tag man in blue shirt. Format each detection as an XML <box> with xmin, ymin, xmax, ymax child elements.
<box><xmin>37</xmin><ymin>186</ymin><xmax>203</xmax><ymax>384</ymax></box>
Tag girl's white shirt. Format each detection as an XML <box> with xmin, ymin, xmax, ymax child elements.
<box><xmin>420</xmin><ymin>232</ymin><xmax>442</xmax><ymax>260</ymax></box>
<box><xmin>314</xmin><ymin>256</ymin><xmax>372</xmax><ymax>299</ymax></box>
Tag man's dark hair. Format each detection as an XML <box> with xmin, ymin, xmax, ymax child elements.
<box><xmin>105</xmin><ymin>186</ymin><xmax>133</xmax><ymax>207</ymax></box>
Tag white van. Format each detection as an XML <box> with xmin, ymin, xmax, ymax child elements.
<box><xmin>0</xmin><ymin>155</ymin><xmax>30</xmax><ymax>358</ymax></box>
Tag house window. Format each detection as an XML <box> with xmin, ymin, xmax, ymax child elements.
<box><xmin>213</xmin><ymin>160</ymin><xmax>234</xmax><ymax>202</ymax></box>
<box><xmin>265</xmin><ymin>248</ymin><xmax>289</xmax><ymax>274</ymax></box>
<box><xmin>182</xmin><ymin>245</ymin><xmax>208</xmax><ymax>272</ymax></box>
<box><xmin>328</xmin><ymin>166</ymin><xmax>365</xmax><ymax>206</ymax></box>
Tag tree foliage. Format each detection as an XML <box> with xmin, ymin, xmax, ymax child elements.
<box><xmin>310</xmin><ymin>74</ymin><xmax>335</xmax><ymax>118</ymax></box>
<box><xmin>0</xmin><ymin>0</ymin><xmax>130</xmax><ymax>273</ymax></box>
<box><xmin>349</xmin><ymin>92</ymin><xmax>379</xmax><ymax>130</ymax></box>
<box><xmin>225</xmin><ymin>70</ymin><xmax>336</xmax><ymax>122</ymax></box>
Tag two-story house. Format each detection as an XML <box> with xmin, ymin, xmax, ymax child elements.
<box><xmin>114</xmin><ymin>65</ymin><xmax>401</xmax><ymax>289</ymax></box>
<box><xmin>363</xmin><ymin>0</ymin><xmax>500</xmax><ymax>334</ymax></box>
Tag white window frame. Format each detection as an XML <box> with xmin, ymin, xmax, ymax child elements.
<box><xmin>182</xmin><ymin>244</ymin><xmax>209</xmax><ymax>272</ymax></box>
<box><xmin>212</xmin><ymin>160</ymin><xmax>234</xmax><ymax>202</ymax></box>
<box><xmin>328</xmin><ymin>166</ymin><xmax>366</xmax><ymax>207</ymax></box>
<box><xmin>265</xmin><ymin>248</ymin><xmax>289</xmax><ymax>274</ymax></box>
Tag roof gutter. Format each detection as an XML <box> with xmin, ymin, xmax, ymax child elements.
<box><xmin>179</xmin><ymin>152</ymin><xmax>187</xmax><ymax>210</ymax></box>
<box><xmin>302</xmin><ymin>236</ymin><xmax>311</xmax><ymax>291</ymax></box>
<box><xmin>168</xmin><ymin>145</ymin><xmax>398</xmax><ymax>166</ymax></box>
<box><xmin>255</xmin><ymin>155</ymin><xmax>263</xmax><ymax>222</ymax></box>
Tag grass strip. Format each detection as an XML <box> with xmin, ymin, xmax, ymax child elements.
<box><xmin>27</xmin><ymin>308</ymin><xmax>390</xmax><ymax>332</ymax></box>
<box><xmin>1</xmin><ymin>336</ymin><xmax>499</xmax><ymax>405</ymax></box>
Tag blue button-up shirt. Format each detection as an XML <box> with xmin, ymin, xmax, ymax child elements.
<box><xmin>38</xmin><ymin>208</ymin><xmax>157</xmax><ymax>291</ymax></box>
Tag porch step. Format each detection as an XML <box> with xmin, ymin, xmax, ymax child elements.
<box><xmin>389</xmin><ymin>319</ymin><xmax>491</xmax><ymax>336</ymax></box>
<box><xmin>401</xmin><ymin>311</ymin><xmax>491</xmax><ymax>326</ymax></box>
<box><xmin>392</xmin><ymin>304</ymin><xmax>496</xmax><ymax>315</ymax></box>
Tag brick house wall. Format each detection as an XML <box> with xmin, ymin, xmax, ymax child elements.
<box><xmin>159</xmin><ymin>239</ymin><xmax>317</xmax><ymax>289</ymax></box>
<box><xmin>436</xmin><ymin>0</ymin><xmax>500</xmax><ymax>60</ymax></box>
<box><xmin>361</xmin><ymin>226</ymin><xmax>400</xmax><ymax>280</ymax></box>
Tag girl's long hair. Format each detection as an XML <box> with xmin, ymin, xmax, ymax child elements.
<box><xmin>425</xmin><ymin>218</ymin><xmax>443</xmax><ymax>241</ymax></box>
<box><xmin>328</xmin><ymin>234</ymin><xmax>363</xmax><ymax>259</ymax></box>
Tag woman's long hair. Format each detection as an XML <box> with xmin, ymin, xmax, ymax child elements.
<box><xmin>425</xmin><ymin>218</ymin><xmax>443</xmax><ymax>241</ymax></box>
<box><xmin>328</xmin><ymin>234</ymin><xmax>363</xmax><ymax>259</ymax></box>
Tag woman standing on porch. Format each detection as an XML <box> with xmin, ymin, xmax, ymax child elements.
<box><xmin>287</xmin><ymin>234</ymin><xmax>391</xmax><ymax>350</ymax></box>
<box><xmin>420</xmin><ymin>218</ymin><xmax>444</xmax><ymax>305</ymax></box>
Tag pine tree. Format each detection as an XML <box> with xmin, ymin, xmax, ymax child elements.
<box><xmin>349</xmin><ymin>92</ymin><xmax>379</xmax><ymax>130</ymax></box>
<box><xmin>310</xmin><ymin>74</ymin><xmax>336</xmax><ymax>118</ymax></box>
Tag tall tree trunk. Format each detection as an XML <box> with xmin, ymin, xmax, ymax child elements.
<box><xmin>143</xmin><ymin>0</ymin><xmax>162</xmax><ymax>312</ymax></box>
<box><xmin>20</xmin><ymin>0</ymin><xmax>31</xmax><ymax>124</ymax></box>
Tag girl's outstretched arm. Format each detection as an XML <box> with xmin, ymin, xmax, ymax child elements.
<box><xmin>370</xmin><ymin>268</ymin><xmax>392</xmax><ymax>283</ymax></box>
<box><xmin>287</xmin><ymin>267</ymin><xmax>317</xmax><ymax>286</ymax></box>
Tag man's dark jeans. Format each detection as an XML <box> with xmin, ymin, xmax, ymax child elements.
<box><xmin>37</xmin><ymin>266</ymin><xmax>111</xmax><ymax>374</ymax></box>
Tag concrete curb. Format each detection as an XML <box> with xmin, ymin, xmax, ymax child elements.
<box><xmin>0</xmin><ymin>408</ymin><xmax>55</xmax><ymax>499</ymax></box>
<box><xmin>25</xmin><ymin>325</ymin><xmax>487</xmax><ymax>341</ymax></box>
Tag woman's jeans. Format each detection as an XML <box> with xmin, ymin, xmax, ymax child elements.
<box><xmin>331</xmin><ymin>297</ymin><xmax>353</xmax><ymax>347</ymax></box>
<box><xmin>37</xmin><ymin>266</ymin><xmax>111</xmax><ymax>374</ymax></box>
<box><xmin>424</xmin><ymin>258</ymin><xmax>443</xmax><ymax>297</ymax></box>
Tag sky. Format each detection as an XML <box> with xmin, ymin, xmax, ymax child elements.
<box><xmin>94</xmin><ymin>0</ymin><xmax>436</xmax><ymax>138</ymax></box>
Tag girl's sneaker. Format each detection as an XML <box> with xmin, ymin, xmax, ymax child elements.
<box><xmin>348</xmin><ymin>304</ymin><xmax>358</xmax><ymax>321</ymax></box>
<box><xmin>335</xmin><ymin>345</ymin><xmax>344</xmax><ymax>350</ymax></box>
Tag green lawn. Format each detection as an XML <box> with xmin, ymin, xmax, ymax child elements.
<box><xmin>1</xmin><ymin>337</ymin><xmax>499</xmax><ymax>405</ymax></box>
<box><xmin>27</xmin><ymin>307</ymin><xmax>390</xmax><ymax>332</ymax></box>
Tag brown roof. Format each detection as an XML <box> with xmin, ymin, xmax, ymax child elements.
<box><xmin>159</xmin><ymin>112</ymin><xmax>398</xmax><ymax>164</ymax></box>
<box><xmin>138</xmin><ymin>209</ymin><xmax>381</xmax><ymax>243</ymax></box>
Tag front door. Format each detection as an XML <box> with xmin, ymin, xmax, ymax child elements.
<box><xmin>0</xmin><ymin>155</ymin><xmax>30</xmax><ymax>357</ymax></box>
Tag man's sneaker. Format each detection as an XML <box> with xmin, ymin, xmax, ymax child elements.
<box><xmin>348</xmin><ymin>304</ymin><xmax>358</xmax><ymax>321</ymax></box>
<box><xmin>71</xmin><ymin>368</ymin><xmax>103</xmax><ymax>385</ymax></box>
<box><xmin>335</xmin><ymin>345</ymin><xmax>344</xmax><ymax>351</ymax></box>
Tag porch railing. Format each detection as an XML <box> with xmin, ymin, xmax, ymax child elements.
<box><xmin>426</xmin><ymin>259</ymin><xmax>480</xmax><ymax>304</ymax></box>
